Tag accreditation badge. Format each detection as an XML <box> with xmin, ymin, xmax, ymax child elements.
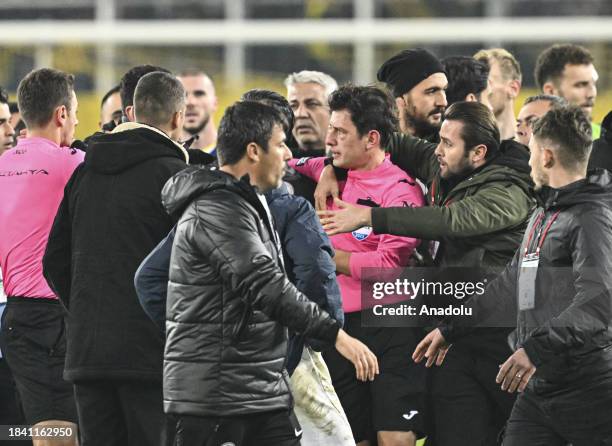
<box><xmin>518</xmin><ymin>253</ymin><xmax>539</xmax><ymax>310</ymax></box>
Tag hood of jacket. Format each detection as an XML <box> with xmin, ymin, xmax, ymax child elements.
<box><xmin>447</xmin><ymin>138</ymin><xmax>534</xmax><ymax>199</ymax></box>
<box><xmin>491</xmin><ymin>138</ymin><xmax>532</xmax><ymax>174</ymax></box>
<box><xmin>84</xmin><ymin>122</ymin><xmax>188</xmax><ymax>174</ymax></box>
<box><xmin>536</xmin><ymin>168</ymin><xmax>612</xmax><ymax>209</ymax></box>
<box><xmin>161</xmin><ymin>166</ymin><xmax>255</xmax><ymax>219</ymax></box>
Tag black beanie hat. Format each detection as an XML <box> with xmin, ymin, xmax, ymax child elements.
<box><xmin>377</xmin><ymin>48</ymin><xmax>445</xmax><ymax>98</ymax></box>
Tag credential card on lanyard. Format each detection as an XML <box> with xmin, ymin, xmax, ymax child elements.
<box><xmin>518</xmin><ymin>253</ymin><xmax>538</xmax><ymax>310</ymax></box>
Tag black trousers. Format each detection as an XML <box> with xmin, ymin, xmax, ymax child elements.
<box><xmin>0</xmin><ymin>298</ymin><xmax>77</xmax><ymax>425</ymax></box>
<box><xmin>427</xmin><ymin>340</ymin><xmax>516</xmax><ymax>446</ymax></box>
<box><xmin>74</xmin><ymin>380</ymin><xmax>172</xmax><ymax>446</ymax></box>
<box><xmin>174</xmin><ymin>409</ymin><xmax>302</xmax><ymax>446</ymax></box>
<box><xmin>0</xmin><ymin>359</ymin><xmax>32</xmax><ymax>446</ymax></box>
<box><xmin>502</xmin><ymin>379</ymin><xmax>612</xmax><ymax>446</ymax></box>
<box><xmin>0</xmin><ymin>358</ymin><xmax>25</xmax><ymax>424</ymax></box>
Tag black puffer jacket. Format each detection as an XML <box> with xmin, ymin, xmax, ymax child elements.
<box><xmin>43</xmin><ymin>123</ymin><xmax>188</xmax><ymax>382</ymax></box>
<box><xmin>446</xmin><ymin>169</ymin><xmax>612</xmax><ymax>392</ymax></box>
<box><xmin>162</xmin><ymin>167</ymin><xmax>340</xmax><ymax>417</ymax></box>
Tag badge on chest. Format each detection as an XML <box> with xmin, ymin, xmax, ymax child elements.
<box><xmin>352</xmin><ymin>226</ymin><xmax>373</xmax><ymax>241</ymax></box>
<box><xmin>518</xmin><ymin>252</ymin><xmax>539</xmax><ymax>310</ymax></box>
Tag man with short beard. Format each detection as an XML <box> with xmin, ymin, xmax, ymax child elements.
<box><xmin>377</xmin><ymin>48</ymin><xmax>448</xmax><ymax>142</ymax></box>
<box><xmin>416</xmin><ymin>105</ymin><xmax>612</xmax><ymax>446</ymax></box>
<box><xmin>535</xmin><ymin>44</ymin><xmax>600</xmax><ymax>138</ymax></box>
<box><xmin>178</xmin><ymin>69</ymin><xmax>218</xmax><ymax>153</ymax></box>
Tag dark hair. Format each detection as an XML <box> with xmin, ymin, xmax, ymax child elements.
<box><xmin>217</xmin><ymin>101</ymin><xmax>284</xmax><ymax>166</ymax></box>
<box><xmin>328</xmin><ymin>84</ymin><xmax>398</xmax><ymax>148</ymax></box>
<box><xmin>240</xmin><ymin>89</ymin><xmax>298</xmax><ymax>150</ymax></box>
<box><xmin>0</xmin><ymin>87</ymin><xmax>8</xmax><ymax>105</ymax></box>
<box><xmin>17</xmin><ymin>68</ymin><xmax>75</xmax><ymax>129</ymax></box>
<box><xmin>133</xmin><ymin>72</ymin><xmax>186</xmax><ymax>128</ymax></box>
<box><xmin>100</xmin><ymin>85</ymin><xmax>120</xmax><ymax>109</ymax></box>
<box><xmin>120</xmin><ymin>65</ymin><xmax>170</xmax><ymax>112</ymax></box>
<box><xmin>532</xmin><ymin>105</ymin><xmax>592</xmax><ymax>171</ymax></box>
<box><xmin>442</xmin><ymin>56</ymin><xmax>490</xmax><ymax>106</ymax></box>
<box><xmin>241</xmin><ymin>89</ymin><xmax>294</xmax><ymax>135</ymax></box>
<box><xmin>523</xmin><ymin>94</ymin><xmax>567</xmax><ymax>107</ymax></box>
<box><xmin>444</xmin><ymin>101</ymin><xmax>500</xmax><ymax>160</ymax></box>
<box><xmin>534</xmin><ymin>44</ymin><xmax>594</xmax><ymax>90</ymax></box>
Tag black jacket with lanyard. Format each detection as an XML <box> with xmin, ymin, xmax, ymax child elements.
<box><xmin>444</xmin><ymin>169</ymin><xmax>612</xmax><ymax>393</ymax></box>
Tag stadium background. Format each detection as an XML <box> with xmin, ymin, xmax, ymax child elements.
<box><xmin>0</xmin><ymin>0</ymin><xmax>610</xmax><ymax>140</ymax></box>
<box><xmin>0</xmin><ymin>2</ymin><xmax>609</xmax><ymax>445</ymax></box>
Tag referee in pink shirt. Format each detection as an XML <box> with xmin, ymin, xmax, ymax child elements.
<box><xmin>0</xmin><ymin>69</ymin><xmax>83</xmax><ymax>446</ymax></box>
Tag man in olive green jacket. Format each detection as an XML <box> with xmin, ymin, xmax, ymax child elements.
<box><xmin>319</xmin><ymin>104</ymin><xmax>533</xmax><ymax>269</ymax></box>
<box><xmin>374</xmin><ymin>130</ymin><xmax>532</xmax><ymax>270</ymax></box>
<box><xmin>318</xmin><ymin>101</ymin><xmax>534</xmax><ymax>446</ymax></box>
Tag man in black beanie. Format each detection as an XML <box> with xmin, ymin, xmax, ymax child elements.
<box><xmin>378</xmin><ymin>48</ymin><xmax>448</xmax><ymax>142</ymax></box>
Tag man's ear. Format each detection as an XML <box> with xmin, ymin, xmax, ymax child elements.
<box><xmin>542</xmin><ymin>147</ymin><xmax>555</xmax><ymax>168</ymax></box>
<box><xmin>471</xmin><ymin>143</ymin><xmax>488</xmax><ymax>163</ymax></box>
<box><xmin>171</xmin><ymin>109</ymin><xmax>183</xmax><ymax>131</ymax></box>
<box><xmin>125</xmin><ymin>106</ymin><xmax>135</xmax><ymax>122</ymax></box>
<box><xmin>508</xmin><ymin>79</ymin><xmax>521</xmax><ymax>99</ymax></box>
<box><xmin>366</xmin><ymin>129</ymin><xmax>381</xmax><ymax>150</ymax></box>
<box><xmin>395</xmin><ymin>96</ymin><xmax>407</xmax><ymax>132</ymax></box>
<box><xmin>246</xmin><ymin>142</ymin><xmax>261</xmax><ymax>163</ymax></box>
<box><xmin>465</xmin><ymin>93</ymin><xmax>478</xmax><ymax>103</ymax></box>
<box><xmin>395</xmin><ymin>96</ymin><xmax>405</xmax><ymax>110</ymax></box>
<box><xmin>542</xmin><ymin>82</ymin><xmax>557</xmax><ymax>96</ymax></box>
<box><xmin>54</xmin><ymin>105</ymin><xmax>67</xmax><ymax>128</ymax></box>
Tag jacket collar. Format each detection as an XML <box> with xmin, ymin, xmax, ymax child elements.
<box><xmin>112</xmin><ymin>122</ymin><xmax>189</xmax><ymax>163</ymax></box>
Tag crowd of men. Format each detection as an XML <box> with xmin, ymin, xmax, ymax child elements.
<box><xmin>0</xmin><ymin>41</ymin><xmax>611</xmax><ymax>446</ymax></box>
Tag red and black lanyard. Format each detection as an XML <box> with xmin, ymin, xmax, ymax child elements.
<box><xmin>523</xmin><ymin>210</ymin><xmax>562</xmax><ymax>256</ymax></box>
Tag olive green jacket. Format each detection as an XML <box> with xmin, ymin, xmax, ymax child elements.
<box><xmin>373</xmin><ymin>133</ymin><xmax>535</xmax><ymax>268</ymax></box>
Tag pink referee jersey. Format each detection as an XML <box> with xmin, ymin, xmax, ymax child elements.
<box><xmin>0</xmin><ymin>137</ymin><xmax>84</xmax><ymax>299</ymax></box>
<box><xmin>288</xmin><ymin>155</ymin><xmax>424</xmax><ymax>313</ymax></box>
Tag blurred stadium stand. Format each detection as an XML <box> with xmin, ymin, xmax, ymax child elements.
<box><xmin>0</xmin><ymin>0</ymin><xmax>610</xmax><ymax>139</ymax></box>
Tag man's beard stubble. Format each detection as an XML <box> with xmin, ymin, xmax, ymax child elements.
<box><xmin>184</xmin><ymin>114</ymin><xmax>211</xmax><ymax>136</ymax></box>
<box><xmin>403</xmin><ymin>101</ymin><xmax>444</xmax><ymax>139</ymax></box>
<box><xmin>443</xmin><ymin>162</ymin><xmax>474</xmax><ymax>184</ymax></box>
